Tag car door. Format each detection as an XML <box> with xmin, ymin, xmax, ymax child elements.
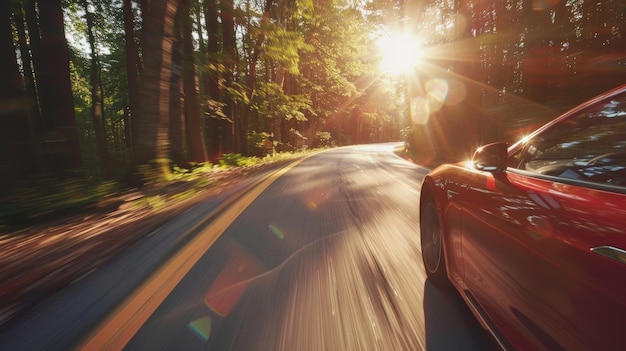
<box><xmin>459</xmin><ymin>91</ymin><xmax>626</xmax><ymax>350</ymax></box>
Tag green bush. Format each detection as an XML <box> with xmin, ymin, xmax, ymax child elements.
<box><xmin>219</xmin><ymin>153</ymin><xmax>261</xmax><ymax>167</ymax></box>
<box><xmin>0</xmin><ymin>178</ymin><xmax>118</xmax><ymax>229</ymax></box>
<box><xmin>314</xmin><ymin>131</ymin><xmax>333</xmax><ymax>148</ymax></box>
<box><xmin>248</xmin><ymin>131</ymin><xmax>274</xmax><ymax>157</ymax></box>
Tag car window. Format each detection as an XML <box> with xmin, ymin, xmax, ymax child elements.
<box><xmin>509</xmin><ymin>92</ymin><xmax>626</xmax><ymax>188</ymax></box>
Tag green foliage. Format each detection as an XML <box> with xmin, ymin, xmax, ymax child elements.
<box><xmin>136</xmin><ymin>159</ymin><xmax>173</xmax><ymax>183</ymax></box>
<box><xmin>203</xmin><ymin>98</ymin><xmax>228</xmax><ymax>121</ymax></box>
<box><xmin>65</xmin><ymin>0</ymin><xmax>134</xmax><ymax>178</ymax></box>
<box><xmin>171</xmin><ymin>162</ymin><xmax>214</xmax><ymax>179</ymax></box>
<box><xmin>0</xmin><ymin>178</ymin><xmax>118</xmax><ymax>229</ymax></box>
<box><xmin>247</xmin><ymin>131</ymin><xmax>274</xmax><ymax>157</ymax></box>
<box><xmin>265</xmin><ymin>27</ymin><xmax>313</xmax><ymax>74</ymax></box>
<box><xmin>314</xmin><ymin>131</ymin><xmax>334</xmax><ymax>148</ymax></box>
<box><xmin>298</xmin><ymin>3</ymin><xmax>372</xmax><ymax>133</ymax></box>
<box><xmin>253</xmin><ymin>82</ymin><xmax>287</xmax><ymax>119</ymax></box>
<box><xmin>224</xmin><ymin>81</ymin><xmax>251</xmax><ymax>106</ymax></box>
<box><xmin>253</xmin><ymin>82</ymin><xmax>314</xmax><ymax>122</ymax></box>
<box><xmin>219</xmin><ymin>153</ymin><xmax>260</xmax><ymax>168</ymax></box>
<box><xmin>218</xmin><ymin>148</ymin><xmax>322</xmax><ymax>169</ymax></box>
<box><xmin>136</xmin><ymin>195</ymin><xmax>167</xmax><ymax>210</ymax></box>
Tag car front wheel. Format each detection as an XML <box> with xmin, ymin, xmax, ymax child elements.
<box><xmin>420</xmin><ymin>198</ymin><xmax>448</xmax><ymax>285</ymax></box>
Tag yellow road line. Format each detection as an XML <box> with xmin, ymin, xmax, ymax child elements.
<box><xmin>78</xmin><ymin>157</ymin><xmax>308</xmax><ymax>350</ymax></box>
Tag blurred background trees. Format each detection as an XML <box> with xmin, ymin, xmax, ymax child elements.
<box><xmin>1</xmin><ymin>0</ymin><xmax>625</xmax><ymax>193</ymax></box>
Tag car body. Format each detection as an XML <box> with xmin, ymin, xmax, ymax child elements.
<box><xmin>419</xmin><ymin>84</ymin><xmax>626</xmax><ymax>351</ymax></box>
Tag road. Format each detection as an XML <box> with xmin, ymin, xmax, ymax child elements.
<box><xmin>1</xmin><ymin>143</ymin><xmax>496</xmax><ymax>350</ymax></box>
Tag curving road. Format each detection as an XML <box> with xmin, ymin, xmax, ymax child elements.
<box><xmin>1</xmin><ymin>143</ymin><xmax>496</xmax><ymax>350</ymax></box>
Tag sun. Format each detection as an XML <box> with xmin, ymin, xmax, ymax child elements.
<box><xmin>377</xmin><ymin>33</ymin><xmax>424</xmax><ymax>74</ymax></box>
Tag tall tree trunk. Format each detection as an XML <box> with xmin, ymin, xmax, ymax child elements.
<box><xmin>194</xmin><ymin>1</ymin><xmax>205</xmax><ymax>97</ymax></box>
<box><xmin>133</xmin><ymin>0</ymin><xmax>179</xmax><ymax>182</ymax></box>
<box><xmin>204</xmin><ymin>0</ymin><xmax>221</xmax><ymax>161</ymax></box>
<box><xmin>0</xmin><ymin>0</ymin><xmax>32</xmax><ymax>194</ymax></box>
<box><xmin>169</xmin><ymin>35</ymin><xmax>185</xmax><ymax>166</ymax></box>
<box><xmin>13</xmin><ymin>4</ymin><xmax>45</xmax><ymax>174</ymax></box>
<box><xmin>220</xmin><ymin>0</ymin><xmax>237</xmax><ymax>154</ymax></box>
<box><xmin>36</xmin><ymin>0</ymin><xmax>82</xmax><ymax>172</ymax></box>
<box><xmin>241</xmin><ymin>0</ymin><xmax>273</xmax><ymax>156</ymax></box>
<box><xmin>83</xmin><ymin>0</ymin><xmax>111</xmax><ymax>177</ymax></box>
<box><xmin>24</xmin><ymin>0</ymin><xmax>53</xmax><ymax>172</ymax></box>
<box><xmin>181</xmin><ymin>0</ymin><xmax>208</xmax><ymax>162</ymax></box>
<box><xmin>123</xmin><ymin>0</ymin><xmax>141</xmax><ymax>149</ymax></box>
<box><xmin>13</xmin><ymin>5</ymin><xmax>42</xmax><ymax>143</ymax></box>
<box><xmin>25</xmin><ymin>0</ymin><xmax>43</xmax><ymax>126</ymax></box>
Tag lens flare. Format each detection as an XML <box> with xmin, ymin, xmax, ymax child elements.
<box><xmin>425</xmin><ymin>79</ymin><xmax>449</xmax><ymax>103</ymax></box>
<box><xmin>411</xmin><ymin>97</ymin><xmax>431</xmax><ymax>124</ymax></box>
<box><xmin>188</xmin><ymin>316</ymin><xmax>212</xmax><ymax>341</ymax></box>
<box><xmin>412</xmin><ymin>79</ymin><xmax>468</xmax><ymax>124</ymax></box>
<box><xmin>444</xmin><ymin>80</ymin><xmax>466</xmax><ymax>106</ymax></box>
<box><xmin>268</xmin><ymin>224</ymin><xmax>285</xmax><ymax>239</ymax></box>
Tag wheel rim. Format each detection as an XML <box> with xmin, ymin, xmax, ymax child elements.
<box><xmin>421</xmin><ymin>202</ymin><xmax>442</xmax><ymax>274</ymax></box>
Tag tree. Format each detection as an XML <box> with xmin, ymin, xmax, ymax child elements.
<box><xmin>1</xmin><ymin>0</ymin><xmax>32</xmax><ymax>195</ymax></box>
<box><xmin>123</xmin><ymin>0</ymin><xmax>141</xmax><ymax>149</ymax></box>
<box><xmin>180</xmin><ymin>0</ymin><xmax>208</xmax><ymax>163</ymax></box>
<box><xmin>13</xmin><ymin>3</ymin><xmax>43</xmax><ymax>160</ymax></box>
<box><xmin>239</xmin><ymin>0</ymin><xmax>274</xmax><ymax>155</ymax></box>
<box><xmin>37</xmin><ymin>0</ymin><xmax>83</xmax><ymax>172</ymax></box>
<box><xmin>220</xmin><ymin>0</ymin><xmax>237</xmax><ymax>154</ymax></box>
<box><xmin>298</xmin><ymin>2</ymin><xmax>367</xmax><ymax>146</ymax></box>
<box><xmin>203</xmin><ymin>0</ymin><xmax>223</xmax><ymax>161</ymax></box>
<box><xmin>132</xmin><ymin>0</ymin><xmax>180</xmax><ymax>181</ymax></box>
<box><xmin>169</xmin><ymin>26</ymin><xmax>186</xmax><ymax>166</ymax></box>
<box><xmin>83</xmin><ymin>0</ymin><xmax>112</xmax><ymax>176</ymax></box>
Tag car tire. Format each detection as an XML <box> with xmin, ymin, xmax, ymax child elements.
<box><xmin>420</xmin><ymin>197</ymin><xmax>449</xmax><ymax>286</ymax></box>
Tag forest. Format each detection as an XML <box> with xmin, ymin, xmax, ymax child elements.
<box><xmin>1</xmin><ymin>0</ymin><xmax>625</xmax><ymax>203</ymax></box>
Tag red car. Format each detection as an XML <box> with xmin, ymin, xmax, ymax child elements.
<box><xmin>419</xmin><ymin>84</ymin><xmax>626</xmax><ymax>351</ymax></box>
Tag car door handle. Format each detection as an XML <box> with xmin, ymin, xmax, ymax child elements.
<box><xmin>591</xmin><ymin>246</ymin><xmax>626</xmax><ymax>265</ymax></box>
<box><xmin>446</xmin><ymin>190</ymin><xmax>459</xmax><ymax>200</ymax></box>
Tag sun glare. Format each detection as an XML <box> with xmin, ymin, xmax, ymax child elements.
<box><xmin>377</xmin><ymin>33</ymin><xmax>423</xmax><ymax>74</ymax></box>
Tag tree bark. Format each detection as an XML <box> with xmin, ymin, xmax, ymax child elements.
<box><xmin>169</xmin><ymin>35</ymin><xmax>185</xmax><ymax>166</ymax></box>
<box><xmin>13</xmin><ymin>6</ymin><xmax>42</xmax><ymax>144</ymax></box>
<box><xmin>181</xmin><ymin>0</ymin><xmax>208</xmax><ymax>163</ymax></box>
<box><xmin>204</xmin><ymin>0</ymin><xmax>222</xmax><ymax>161</ymax></box>
<box><xmin>220</xmin><ymin>0</ymin><xmax>237</xmax><ymax>154</ymax></box>
<box><xmin>133</xmin><ymin>0</ymin><xmax>179</xmax><ymax>181</ymax></box>
<box><xmin>83</xmin><ymin>0</ymin><xmax>111</xmax><ymax>177</ymax></box>
<box><xmin>24</xmin><ymin>0</ymin><xmax>43</xmax><ymax>129</ymax></box>
<box><xmin>241</xmin><ymin>0</ymin><xmax>274</xmax><ymax>156</ymax></box>
<box><xmin>123</xmin><ymin>0</ymin><xmax>141</xmax><ymax>149</ymax></box>
<box><xmin>0</xmin><ymin>0</ymin><xmax>32</xmax><ymax>194</ymax></box>
<box><xmin>36</xmin><ymin>0</ymin><xmax>82</xmax><ymax>172</ymax></box>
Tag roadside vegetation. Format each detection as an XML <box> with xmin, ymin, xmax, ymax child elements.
<box><xmin>0</xmin><ymin>149</ymin><xmax>321</xmax><ymax>232</ymax></box>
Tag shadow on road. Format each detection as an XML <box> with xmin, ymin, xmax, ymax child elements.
<box><xmin>423</xmin><ymin>279</ymin><xmax>499</xmax><ymax>350</ymax></box>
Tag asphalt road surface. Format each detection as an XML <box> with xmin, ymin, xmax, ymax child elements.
<box><xmin>1</xmin><ymin>143</ymin><xmax>497</xmax><ymax>350</ymax></box>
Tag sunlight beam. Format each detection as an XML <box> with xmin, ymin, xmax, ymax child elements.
<box><xmin>377</xmin><ymin>33</ymin><xmax>424</xmax><ymax>74</ymax></box>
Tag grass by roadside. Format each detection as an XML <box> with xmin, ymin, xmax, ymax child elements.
<box><xmin>0</xmin><ymin>150</ymin><xmax>321</xmax><ymax>233</ymax></box>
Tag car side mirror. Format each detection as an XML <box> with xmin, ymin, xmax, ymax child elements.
<box><xmin>472</xmin><ymin>142</ymin><xmax>508</xmax><ymax>172</ymax></box>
